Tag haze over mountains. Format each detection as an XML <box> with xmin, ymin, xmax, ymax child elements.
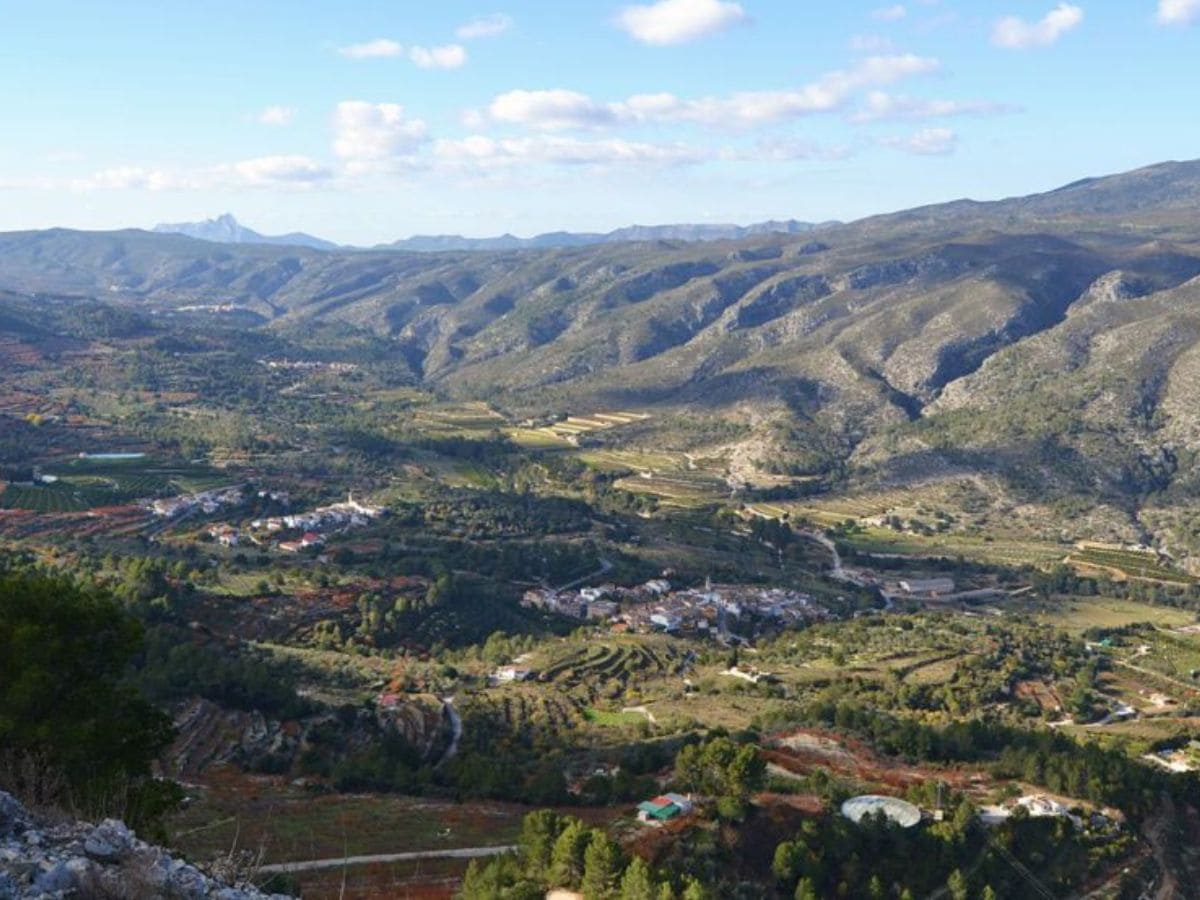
<box><xmin>8</xmin><ymin>158</ymin><xmax>1200</xmax><ymax>552</ymax></box>
<box><xmin>151</xmin><ymin>214</ymin><xmax>829</xmax><ymax>252</ymax></box>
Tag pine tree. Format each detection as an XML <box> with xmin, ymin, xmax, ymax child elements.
<box><xmin>620</xmin><ymin>857</ymin><xmax>656</xmax><ymax>900</ymax></box>
<box><xmin>794</xmin><ymin>877</ymin><xmax>819</xmax><ymax>900</ymax></box>
<box><xmin>582</xmin><ymin>832</ymin><xmax>624</xmax><ymax>899</ymax></box>
<box><xmin>549</xmin><ymin>820</ymin><xmax>593</xmax><ymax>889</ymax></box>
<box><xmin>518</xmin><ymin>809</ymin><xmax>565</xmax><ymax>881</ymax></box>
<box><xmin>947</xmin><ymin>868</ymin><xmax>969</xmax><ymax>900</ymax></box>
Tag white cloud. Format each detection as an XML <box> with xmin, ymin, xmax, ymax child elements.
<box><xmin>434</xmin><ymin>134</ymin><xmax>707</xmax><ymax>168</ymax></box>
<box><xmin>256</xmin><ymin>105</ymin><xmax>295</xmax><ymax>126</ymax></box>
<box><xmin>851</xmin><ymin>91</ymin><xmax>1018</xmax><ymax>122</ymax></box>
<box><xmin>872</xmin><ymin>5</ymin><xmax>907</xmax><ymax>21</ymax></box>
<box><xmin>59</xmin><ymin>156</ymin><xmax>333</xmax><ymax>193</ymax></box>
<box><xmin>224</xmin><ymin>155</ymin><xmax>331</xmax><ymax>186</ymax></box>
<box><xmin>991</xmin><ymin>4</ymin><xmax>1083</xmax><ymax>48</ymax></box>
<box><xmin>483</xmin><ymin>54</ymin><xmax>940</xmax><ymax>130</ymax></box>
<box><xmin>333</xmin><ymin>102</ymin><xmax>429</xmax><ymax>172</ymax></box>
<box><xmin>1157</xmin><ymin>0</ymin><xmax>1200</xmax><ymax>24</ymax></box>
<box><xmin>883</xmin><ymin>126</ymin><xmax>957</xmax><ymax>154</ymax></box>
<box><xmin>849</xmin><ymin>33</ymin><xmax>894</xmax><ymax>51</ymax></box>
<box><xmin>616</xmin><ymin>0</ymin><xmax>747</xmax><ymax>45</ymax></box>
<box><xmin>409</xmin><ymin>44</ymin><xmax>468</xmax><ymax>69</ymax></box>
<box><xmin>487</xmin><ymin>89</ymin><xmax>617</xmax><ymax>129</ymax></box>
<box><xmin>456</xmin><ymin>13</ymin><xmax>514</xmax><ymax>39</ymax></box>
<box><xmin>337</xmin><ymin>39</ymin><xmax>466</xmax><ymax>68</ymax></box>
<box><xmin>338</xmin><ymin>38</ymin><xmax>404</xmax><ymax>59</ymax></box>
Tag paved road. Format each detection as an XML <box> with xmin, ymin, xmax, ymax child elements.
<box><xmin>259</xmin><ymin>844</ymin><xmax>517</xmax><ymax>875</ymax></box>
<box><xmin>550</xmin><ymin>556</ymin><xmax>613</xmax><ymax>596</ymax></box>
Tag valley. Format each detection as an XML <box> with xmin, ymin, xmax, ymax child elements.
<box><xmin>6</xmin><ymin>160</ymin><xmax>1200</xmax><ymax>898</ymax></box>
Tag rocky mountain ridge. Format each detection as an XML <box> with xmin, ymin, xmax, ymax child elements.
<box><xmin>0</xmin><ymin>791</ymin><xmax>288</xmax><ymax>899</ymax></box>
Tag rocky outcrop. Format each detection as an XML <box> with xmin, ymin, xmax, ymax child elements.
<box><xmin>0</xmin><ymin>790</ymin><xmax>290</xmax><ymax>898</ymax></box>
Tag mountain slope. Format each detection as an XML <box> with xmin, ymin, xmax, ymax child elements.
<box><xmin>377</xmin><ymin>218</ymin><xmax>826</xmax><ymax>252</ymax></box>
<box><xmin>5</xmin><ymin>159</ymin><xmax>1200</xmax><ymax>546</ymax></box>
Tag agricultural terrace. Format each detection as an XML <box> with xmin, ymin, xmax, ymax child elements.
<box><xmin>1065</xmin><ymin>544</ymin><xmax>1195</xmax><ymax>585</ymax></box>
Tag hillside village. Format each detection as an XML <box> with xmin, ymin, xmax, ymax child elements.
<box><xmin>523</xmin><ymin>578</ymin><xmax>825</xmax><ymax>640</ymax></box>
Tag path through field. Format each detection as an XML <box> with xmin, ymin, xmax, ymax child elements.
<box><xmin>259</xmin><ymin>844</ymin><xmax>517</xmax><ymax>875</ymax></box>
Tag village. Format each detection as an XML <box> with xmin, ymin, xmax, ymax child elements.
<box><xmin>203</xmin><ymin>493</ymin><xmax>385</xmax><ymax>552</ymax></box>
<box><xmin>521</xmin><ymin>576</ymin><xmax>826</xmax><ymax>641</ymax></box>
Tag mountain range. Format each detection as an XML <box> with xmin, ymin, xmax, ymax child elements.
<box><xmin>7</xmin><ymin>158</ymin><xmax>1200</xmax><ymax>553</ymax></box>
<box><xmin>152</xmin><ymin>213</ymin><xmax>338</xmax><ymax>251</ymax></box>
<box><xmin>151</xmin><ymin>214</ymin><xmax>829</xmax><ymax>252</ymax></box>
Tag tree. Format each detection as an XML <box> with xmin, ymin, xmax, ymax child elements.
<box><xmin>794</xmin><ymin>878</ymin><xmax>818</xmax><ymax>900</ymax></box>
<box><xmin>518</xmin><ymin>809</ymin><xmax>565</xmax><ymax>880</ymax></box>
<box><xmin>0</xmin><ymin>572</ymin><xmax>178</xmax><ymax>830</ymax></box>
<box><xmin>619</xmin><ymin>857</ymin><xmax>656</xmax><ymax>900</ymax></box>
<box><xmin>674</xmin><ymin>737</ymin><xmax>765</xmax><ymax>804</ymax></box>
<box><xmin>773</xmin><ymin>841</ymin><xmax>804</xmax><ymax>884</ymax></box>
<box><xmin>549</xmin><ymin>820</ymin><xmax>593</xmax><ymax>889</ymax></box>
<box><xmin>946</xmin><ymin>869</ymin><xmax>969</xmax><ymax>900</ymax></box>
<box><xmin>582</xmin><ymin>832</ymin><xmax>623</xmax><ymax>899</ymax></box>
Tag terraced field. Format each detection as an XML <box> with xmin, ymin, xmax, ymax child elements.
<box><xmin>538</xmin><ymin>642</ymin><xmax>683</xmax><ymax>689</ymax></box>
<box><xmin>1065</xmin><ymin>545</ymin><xmax>1194</xmax><ymax>585</ymax></box>
<box><xmin>410</xmin><ymin>401</ymin><xmax>509</xmax><ymax>436</ymax></box>
<box><xmin>613</xmin><ymin>471</ymin><xmax>728</xmax><ymax>507</ymax></box>
<box><xmin>538</xmin><ymin>411</ymin><xmax>651</xmax><ymax>442</ymax></box>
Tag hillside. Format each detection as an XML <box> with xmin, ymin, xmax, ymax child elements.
<box><xmin>4</xmin><ymin>159</ymin><xmax>1200</xmax><ymax>549</ymax></box>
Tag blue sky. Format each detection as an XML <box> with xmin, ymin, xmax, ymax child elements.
<box><xmin>0</xmin><ymin>0</ymin><xmax>1197</xmax><ymax>243</ymax></box>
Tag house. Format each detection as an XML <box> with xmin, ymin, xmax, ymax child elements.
<box><xmin>643</xmin><ymin>579</ymin><xmax>671</xmax><ymax>596</ymax></box>
<box><xmin>898</xmin><ymin>577</ymin><xmax>956</xmax><ymax>597</ymax></box>
<box><xmin>152</xmin><ymin>497</ymin><xmax>193</xmax><ymax>518</ymax></box>
<box><xmin>494</xmin><ymin>666</ymin><xmax>532</xmax><ymax>683</ymax></box>
<box><xmin>300</xmin><ymin>531</ymin><xmax>325</xmax><ymax>549</ymax></box>
<box><xmin>586</xmin><ymin>600</ymin><xmax>619</xmax><ymax>621</ymax></box>
<box><xmin>637</xmin><ymin>793</ymin><xmax>694</xmax><ymax>823</ymax></box>
<box><xmin>278</xmin><ymin>540</ymin><xmax>303</xmax><ymax>553</ymax></box>
<box><xmin>649</xmin><ymin>613</ymin><xmax>680</xmax><ymax>632</ymax></box>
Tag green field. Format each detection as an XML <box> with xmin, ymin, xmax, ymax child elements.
<box><xmin>1018</xmin><ymin>597</ymin><xmax>1196</xmax><ymax>634</ymax></box>
<box><xmin>1066</xmin><ymin>546</ymin><xmax>1195</xmax><ymax>584</ymax></box>
<box><xmin>0</xmin><ymin>457</ymin><xmax>233</xmax><ymax>512</ymax></box>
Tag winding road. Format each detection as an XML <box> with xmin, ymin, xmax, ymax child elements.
<box><xmin>549</xmin><ymin>556</ymin><xmax>614</xmax><ymax>597</ymax></box>
<box><xmin>435</xmin><ymin>697</ymin><xmax>462</xmax><ymax>769</ymax></box>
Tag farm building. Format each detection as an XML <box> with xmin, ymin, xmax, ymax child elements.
<box><xmin>637</xmin><ymin>793</ymin><xmax>694</xmax><ymax>823</ymax></box>
<box><xmin>841</xmin><ymin>795</ymin><xmax>922</xmax><ymax>828</ymax></box>
<box><xmin>898</xmin><ymin>578</ymin><xmax>955</xmax><ymax>597</ymax></box>
<box><xmin>493</xmin><ymin>666</ymin><xmax>532</xmax><ymax>683</ymax></box>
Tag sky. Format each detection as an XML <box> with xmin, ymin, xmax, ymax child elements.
<box><xmin>0</xmin><ymin>0</ymin><xmax>1197</xmax><ymax>244</ymax></box>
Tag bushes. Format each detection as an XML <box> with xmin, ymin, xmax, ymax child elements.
<box><xmin>0</xmin><ymin>571</ymin><xmax>179</xmax><ymax>831</ymax></box>
<box><xmin>134</xmin><ymin>625</ymin><xmax>315</xmax><ymax>719</ymax></box>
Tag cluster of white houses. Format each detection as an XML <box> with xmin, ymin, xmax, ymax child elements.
<box><xmin>251</xmin><ymin>495</ymin><xmax>384</xmax><ymax>535</ymax></box>
<box><xmin>522</xmin><ymin>579</ymin><xmax>823</xmax><ymax>638</ymax></box>
<box><xmin>258</xmin><ymin>358</ymin><xmax>359</xmax><ymax>373</ymax></box>
<box><xmin>149</xmin><ymin>486</ymin><xmax>244</xmax><ymax>519</ymax></box>
<box><xmin>204</xmin><ymin>495</ymin><xmax>385</xmax><ymax>552</ymax></box>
